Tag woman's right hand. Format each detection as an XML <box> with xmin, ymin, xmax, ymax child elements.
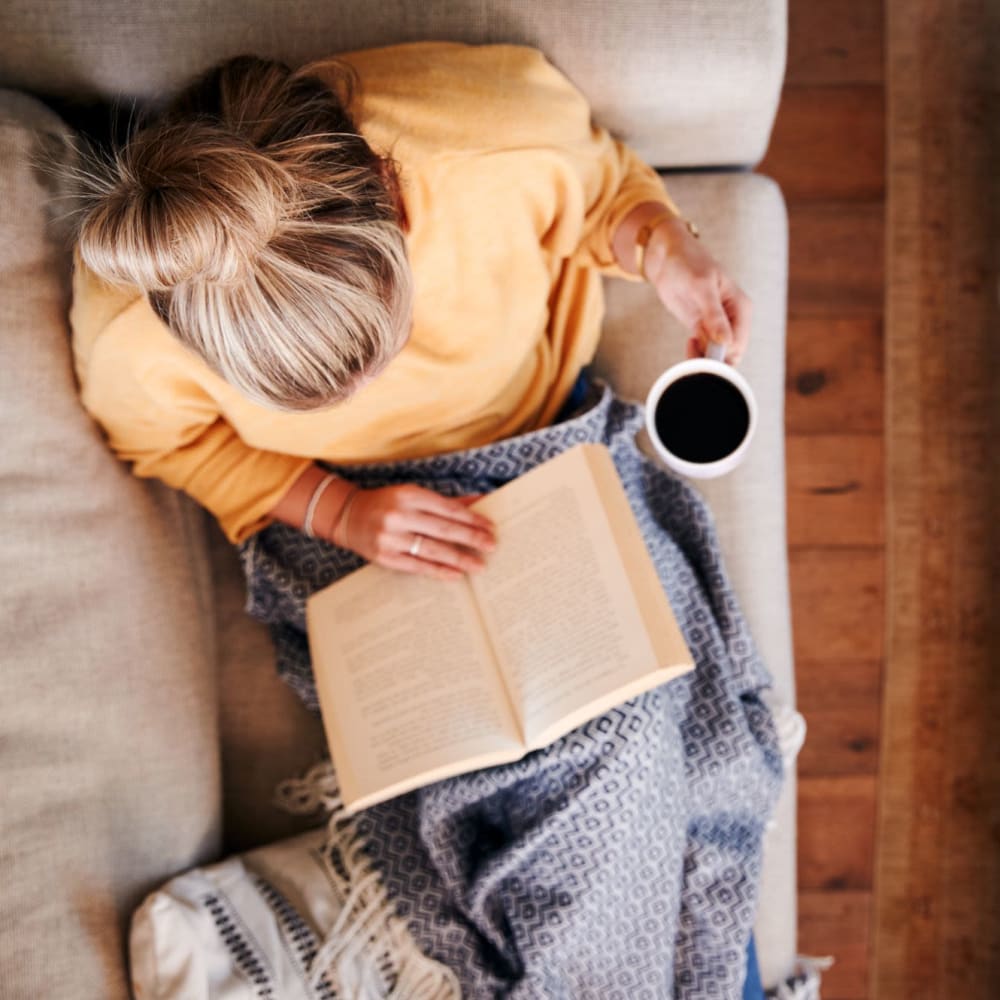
<box><xmin>331</xmin><ymin>484</ymin><xmax>496</xmax><ymax>581</ymax></box>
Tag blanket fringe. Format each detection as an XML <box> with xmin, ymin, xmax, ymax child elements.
<box><xmin>275</xmin><ymin>760</ymin><xmax>461</xmax><ymax>999</ymax></box>
<box><xmin>766</xmin><ymin>955</ymin><xmax>834</xmax><ymax>1000</ymax></box>
<box><xmin>764</xmin><ymin>696</ymin><xmax>807</xmax><ymax>767</ymax></box>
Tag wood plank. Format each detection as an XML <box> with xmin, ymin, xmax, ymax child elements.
<box><xmin>788</xmin><ymin>203</ymin><xmax>884</xmax><ymax>317</ymax></box>
<box><xmin>876</xmin><ymin>0</ymin><xmax>1000</xmax><ymax>996</ymax></box>
<box><xmin>778</xmin><ymin>5</ymin><xmax>889</xmax><ymax>996</ymax></box>
<box><xmin>798</xmin><ymin>776</ymin><xmax>877</xmax><ymax>891</ymax></box>
<box><xmin>760</xmin><ymin>87</ymin><xmax>885</xmax><ymax>202</ymax></box>
<box><xmin>787</xmin><ymin>435</ymin><xmax>884</xmax><ymax>548</ymax></box>
<box><xmin>796</xmin><ymin>660</ymin><xmax>882</xmax><ymax>777</ymax></box>
<box><xmin>786</xmin><ymin>0</ymin><xmax>885</xmax><ymax>86</ymax></box>
<box><xmin>799</xmin><ymin>890</ymin><xmax>871</xmax><ymax>1000</ymax></box>
<box><xmin>785</xmin><ymin>317</ymin><xmax>884</xmax><ymax>435</ymax></box>
<box><xmin>789</xmin><ymin>548</ymin><xmax>884</xmax><ymax>663</ymax></box>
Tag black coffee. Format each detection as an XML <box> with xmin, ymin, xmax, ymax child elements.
<box><xmin>653</xmin><ymin>373</ymin><xmax>750</xmax><ymax>463</ymax></box>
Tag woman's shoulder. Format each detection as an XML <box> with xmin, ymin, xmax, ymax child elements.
<box><xmin>70</xmin><ymin>245</ymin><xmax>219</xmax><ymax>418</ymax></box>
<box><xmin>303</xmin><ymin>42</ymin><xmax>594</xmax><ymax>161</ymax></box>
<box><xmin>70</xmin><ymin>245</ymin><xmax>147</xmax><ymax>385</ymax></box>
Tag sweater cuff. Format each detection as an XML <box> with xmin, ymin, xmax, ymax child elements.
<box><xmin>216</xmin><ymin>456</ymin><xmax>315</xmax><ymax>544</ymax></box>
<box><xmin>598</xmin><ymin>189</ymin><xmax>682</xmax><ymax>281</ymax></box>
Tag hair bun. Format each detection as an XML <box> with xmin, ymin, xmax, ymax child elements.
<box><xmin>77</xmin><ymin>120</ymin><xmax>290</xmax><ymax>291</ymax></box>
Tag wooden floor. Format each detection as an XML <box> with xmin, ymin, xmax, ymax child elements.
<box><xmin>874</xmin><ymin>1</ymin><xmax>999</xmax><ymax>996</ymax></box>
<box><xmin>760</xmin><ymin>3</ymin><xmax>886</xmax><ymax>997</ymax></box>
<box><xmin>761</xmin><ymin>2</ymin><xmax>1000</xmax><ymax>997</ymax></box>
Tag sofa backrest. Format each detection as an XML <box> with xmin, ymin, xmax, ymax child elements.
<box><xmin>0</xmin><ymin>0</ymin><xmax>786</xmax><ymax>168</ymax></box>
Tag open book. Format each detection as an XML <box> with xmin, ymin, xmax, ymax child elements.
<box><xmin>306</xmin><ymin>443</ymin><xmax>694</xmax><ymax>813</ymax></box>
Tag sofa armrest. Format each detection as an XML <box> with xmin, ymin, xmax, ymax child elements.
<box><xmin>0</xmin><ymin>91</ymin><xmax>223</xmax><ymax>1000</ymax></box>
<box><xmin>0</xmin><ymin>0</ymin><xmax>785</xmax><ymax>169</ymax></box>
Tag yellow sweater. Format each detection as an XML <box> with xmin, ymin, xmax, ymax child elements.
<box><xmin>70</xmin><ymin>42</ymin><xmax>677</xmax><ymax>542</ymax></box>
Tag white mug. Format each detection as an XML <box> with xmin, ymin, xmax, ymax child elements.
<box><xmin>644</xmin><ymin>342</ymin><xmax>757</xmax><ymax>479</ymax></box>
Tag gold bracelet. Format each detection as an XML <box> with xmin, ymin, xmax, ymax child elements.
<box><xmin>331</xmin><ymin>485</ymin><xmax>361</xmax><ymax>548</ymax></box>
<box><xmin>634</xmin><ymin>210</ymin><xmax>700</xmax><ymax>279</ymax></box>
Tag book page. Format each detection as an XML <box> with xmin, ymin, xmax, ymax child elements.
<box><xmin>469</xmin><ymin>445</ymin><xmax>691</xmax><ymax>747</ymax></box>
<box><xmin>583</xmin><ymin>447</ymin><xmax>694</xmax><ymax>673</ymax></box>
<box><xmin>307</xmin><ymin>568</ymin><xmax>523</xmax><ymax>811</ymax></box>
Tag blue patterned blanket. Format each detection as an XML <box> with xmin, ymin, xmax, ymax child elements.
<box><xmin>239</xmin><ymin>383</ymin><xmax>783</xmax><ymax>998</ymax></box>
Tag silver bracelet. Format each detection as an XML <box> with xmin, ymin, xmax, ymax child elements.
<box><xmin>303</xmin><ymin>473</ymin><xmax>336</xmax><ymax>538</ymax></box>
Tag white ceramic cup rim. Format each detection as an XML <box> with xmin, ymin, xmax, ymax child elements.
<box><xmin>644</xmin><ymin>345</ymin><xmax>757</xmax><ymax>479</ymax></box>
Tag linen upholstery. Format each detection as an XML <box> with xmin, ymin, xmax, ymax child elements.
<box><xmin>0</xmin><ymin>0</ymin><xmax>797</xmax><ymax>991</ymax></box>
<box><xmin>0</xmin><ymin>91</ymin><xmax>222</xmax><ymax>999</ymax></box>
<box><xmin>0</xmin><ymin>0</ymin><xmax>787</xmax><ymax>169</ymax></box>
<box><xmin>208</xmin><ymin>523</ymin><xmax>328</xmax><ymax>853</ymax></box>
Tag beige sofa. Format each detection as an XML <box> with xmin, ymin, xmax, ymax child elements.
<box><xmin>0</xmin><ymin>2</ymin><xmax>796</xmax><ymax>996</ymax></box>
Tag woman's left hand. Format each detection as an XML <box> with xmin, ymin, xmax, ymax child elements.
<box><xmin>642</xmin><ymin>215</ymin><xmax>753</xmax><ymax>366</ymax></box>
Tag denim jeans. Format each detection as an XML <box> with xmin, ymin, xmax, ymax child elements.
<box><xmin>743</xmin><ymin>935</ymin><xmax>765</xmax><ymax>1000</ymax></box>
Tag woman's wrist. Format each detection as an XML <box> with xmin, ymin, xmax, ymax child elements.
<box><xmin>640</xmin><ymin>215</ymin><xmax>692</xmax><ymax>284</ymax></box>
<box><xmin>612</xmin><ymin>200</ymin><xmax>680</xmax><ymax>276</ymax></box>
<box><xmin>269</xmin><ymin>463</ymin><xmax>358</xmax><ymax>540</ymax></box>
<box><xmin>325</xmin><ymin>484</ymin><xmax>361</xmax><ymax>548</ymax></box>
<box><xmin>612</xmin><ymin>200</ymin><xmax>701</xmax><ymax>283</ymax></box>
<box><xmin>302</xmin><ymin>474</ymin><xmax>333</xmax><ymax>536</ymax></box>
<box><xmin>309</xmin><ymin>476</ymin><xmax>360</xmax><ymax>544</ymax></box>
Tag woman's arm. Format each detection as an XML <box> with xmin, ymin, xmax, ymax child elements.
<box><xmin>270</xmin><ymin>466</ymin><xmax>496</xmax><ymax>582</ymax></box>
<box><xmin>611</xmin><ymin>200</ymin><xmax>752</xmax><ymax>366</ymax></box>
<box><xmin>73</xmin><ymin>272</ymin><xmax>495</xmax><ymax>574</ymax></box>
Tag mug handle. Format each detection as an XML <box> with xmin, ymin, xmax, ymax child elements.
<box><xmin>706</xmin><ymin>341</ymin><xmax>727</xmax><ymax>362</ymax></box>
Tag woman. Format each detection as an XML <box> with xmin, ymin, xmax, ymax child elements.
<box><xmin>70</xmin><ymin>43</ymin><xmax>777</xmax><ymax>998</ymax></box>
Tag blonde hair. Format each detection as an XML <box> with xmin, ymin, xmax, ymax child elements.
<box><xmin>73</xmin><ymin>55</ymin><xmax>412</xmax><ymax>411</ymax></box>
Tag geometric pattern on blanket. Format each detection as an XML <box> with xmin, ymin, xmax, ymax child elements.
<box><xmin>240</xmin><ymin>382</ymin><xmax>785</xmax><ymax>998</ymax></box>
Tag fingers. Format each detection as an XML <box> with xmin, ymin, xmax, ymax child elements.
<box><xmin>397</xmin><ymin>485</ymin><xmax>494</xmax><ymax>534</ymax></box>
<box><xmin>651</xmin><ymin>242</ymin><xmax>752</xmax><ymax>365</ymax></box>
<box><xmin>688</xmin><ymin>280</ymin><xmax>751</xmax><ymax>365</ymax></box>
<box><xmin>356</xmin><ymin>485</ymin><xmax>497</xmax><ymax>580</ymax></box>
<box><xmin>396</xmin><ymin>531</ymin><xmax>487</xmax><ymax>575</ymax></box>
<box><xmin>697</xmin><ymin>297</ymin><xmax>734</xmax><ymax>355</ymax></box>
<box><xmin>393</xmin><ymin>488</ymin><xmax>495</xmax><ymax>551</ymax></box>
<box><xmin>719</xmin><ymin>275</ymin><xmax>752</xmax><ymax>364</ymax></box>
<box><xmin>403</xmin><ymin>510</ymin><xmax>495</xmax><ymax>555</ymax></box>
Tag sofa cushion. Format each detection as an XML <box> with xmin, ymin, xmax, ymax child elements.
<box><xmin>208</xmin><ymin>521</ymin><xmax>328</xmax><ymax>854</ymax></box>
<box><xmin>0</xmin><ymin>91</ymin><xmax>222</xmax><ymax>1000</ymax></box>
<box><xmin>0</xmin><ymin>85</ymin><xmax>797</xmax><ymax>993</ymax></box>
<box><xmin>0</xmin><ymin>0</ymin><xmax>786</xmax><ymax>168</ymax></box>
<box><xmin>598</xmin><ymin>169</ymin><xmax>795</xmax><ymax>987</ymax></box>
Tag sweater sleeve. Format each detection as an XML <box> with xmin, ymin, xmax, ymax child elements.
<box><xmin>122</xmin><ymin>412</ymin><xmax>313</xmax><ymax>544</ymax></box>
<box><xmin>70</xmin><ymin>255</ymin><xmax>312</xmax><ymax>544</ymax></box>
<box><xmin>495</xmin><ymin>48</ymin><xmax>682</xmax><ymax>279</ymax></box>
<box><xmin>574</xmin><ymin>136</ymin><xmax>682</xmax><ymax>279</ymax></box>
<box><xmin>328</xmin><ymin>43</ymin><xmax>682</xmax><ymax>281</ymax></box>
